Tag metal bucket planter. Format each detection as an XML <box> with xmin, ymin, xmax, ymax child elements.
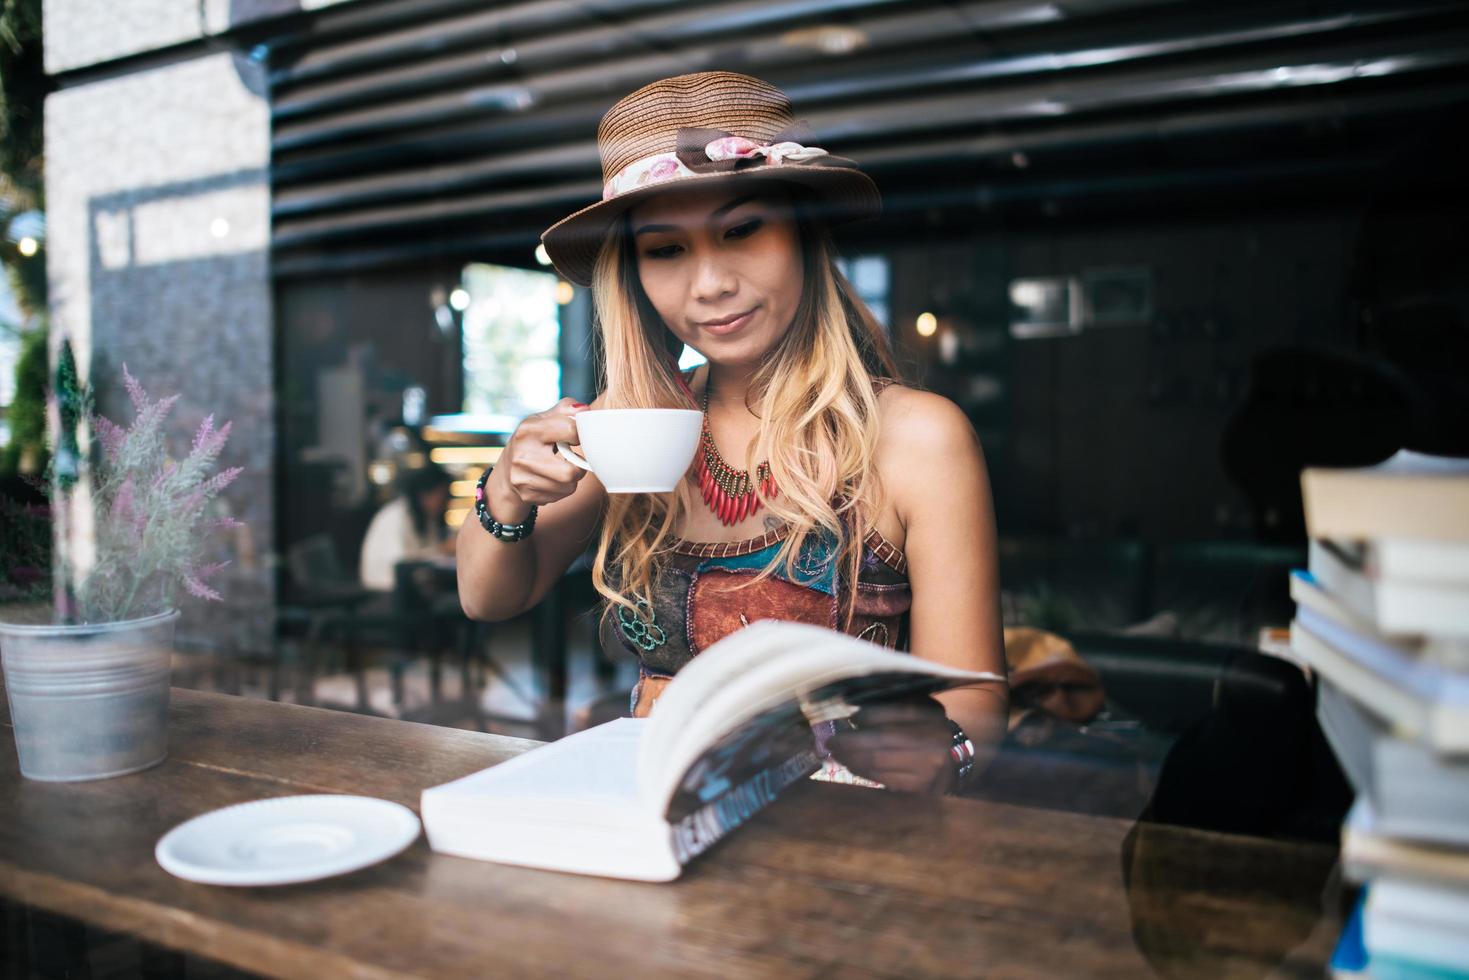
<box><xmin>0</xmin><ymin>609</ymin><xmax>177</xmax><ymax>781</ymax></box>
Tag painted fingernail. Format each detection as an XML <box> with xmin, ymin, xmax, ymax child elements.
<box><xmin>571</xmin><ymin>402</ymin><xmax>588</xmax><ymax>408</ymax></box>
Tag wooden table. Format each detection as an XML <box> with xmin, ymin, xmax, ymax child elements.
<box><xmin>0</xmin><ymin>686</ymin><xmax>1343</xmax><ymax>978</ymax></box>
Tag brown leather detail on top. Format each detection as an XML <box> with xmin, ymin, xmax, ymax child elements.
<box><xmin>673</xmin><ymin>524</ymin><xmax>906</xmax><ymax>575</ymax></box>
<box><xmin>672</xmin><ymin>525</ymin><xmax>792</xmax><ymax>558</ymax></box>
<box><xmin>688</xmin><ymin>569</ymin><xmax>837</xmax><ymax>654</ymax></box>
<box><xmin>850</xmin><ymin>582</ymin><xmax>911</xmax><ymax>618</ymax></box>
<box><xmin>862</xmin><ymin>528</ymin><xmax>907</xmax><ymax>576</ymax></box>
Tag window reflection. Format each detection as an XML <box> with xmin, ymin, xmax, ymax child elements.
<box><xmin>460</xmin><ymin>263</ymin><xmax>562</xmax><ymax>420</ymax></box>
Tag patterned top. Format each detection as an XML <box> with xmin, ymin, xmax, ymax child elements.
<box><xmin>599</xmin><ymin>522</ymin><xmax>913</xmax><ymax>703</ymax></box>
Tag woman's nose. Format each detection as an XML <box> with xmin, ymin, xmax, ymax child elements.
<box><xmin>691</xmin><ymin>250</ymin><xmax>736</xmax><ymax>301</ymax></box>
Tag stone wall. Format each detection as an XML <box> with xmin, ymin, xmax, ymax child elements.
<box><xmin>44</xmin><ymin>0</ymin><xmax>353</xmax><ymax>74</ymax></box>
<box><xmin>44</xmin><ymin>20</ymin><xmax>283</xmax><ymax>648</ymax></box>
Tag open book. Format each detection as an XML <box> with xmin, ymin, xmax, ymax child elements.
<box><xmin>421</xmin><ymin>620</ymin><xmax>1002</xmax><ymax>881</ymax></box>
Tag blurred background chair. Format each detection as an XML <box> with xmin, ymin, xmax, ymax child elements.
<box><xmin>280</xmin><ymin>533</ymin><xmax>391</xmax><ymax>713</ymax></box>
<box><xmin>389</xmin><ymin>558</ymin><xmax>538</xmax><ymax>732</ymax></box>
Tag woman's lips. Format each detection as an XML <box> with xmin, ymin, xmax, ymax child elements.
<box><xmin>699</xmin><ymin>307</ymin><xmax>757</xmax><ymax>336</ymax></box>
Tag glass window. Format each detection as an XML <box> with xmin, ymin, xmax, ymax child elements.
<box><xmin>837</xmin><ymin>255</ymin><xmax>891</xmax><ymax>332</ymax></box>
<box><xmin>460</xmin><ymin>263</ymin><xmax>561</xmax><ymax>418</ymax></box>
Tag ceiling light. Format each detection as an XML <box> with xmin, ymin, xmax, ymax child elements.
<box><xmin>780</xmin><ymin>25</ymin><xmax>867</xmax><ymax>55</ymax></box>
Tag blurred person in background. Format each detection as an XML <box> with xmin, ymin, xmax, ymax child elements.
<box><xmin>360</xmin><ymin>462</ymin><xmax>456</xmax><ymax>591</ymax></box>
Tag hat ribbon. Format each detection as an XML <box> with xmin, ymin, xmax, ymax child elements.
<box><xmin>601</xmin><ymin>126</ymin><xmax>831</xmax><ymax>202</ymax></box>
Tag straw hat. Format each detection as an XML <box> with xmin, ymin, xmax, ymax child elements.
<box><xmin>540</xmin><ymin>71</ymin><xmax>880</xmax><ymax>286</ymax></box>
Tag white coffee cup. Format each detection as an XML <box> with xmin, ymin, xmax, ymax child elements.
<box><xmin>555</xmin><ymin>409</ymin><xmax>702</xmax><ymax>493</ymax></box>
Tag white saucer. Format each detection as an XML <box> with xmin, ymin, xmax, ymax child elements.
<box><xmin>156</xmin><ymin>795</ymin><xmax>421</xmax><ymax>886</ymax></box>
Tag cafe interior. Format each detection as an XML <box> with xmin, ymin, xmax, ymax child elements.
<box><xmin>268</xmin><ymin>0</ymin><xmax>1465</xmax><ymax>802</ymax></box>
<box><xmin>2</xmin><ymin>0</ymin><xmax>1468</xmax><ymax>975</ymax></box>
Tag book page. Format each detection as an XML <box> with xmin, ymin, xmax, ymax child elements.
<box><xmin>429</xmin><ymin>717</ymin><xmax>650</xmax><ymax>808</ymax></box>
<box><xmin>637</xmin><ymin>621</ymin><xmax>837</xmax><ymax>787</ymax></box>
<box><xmin>633</xmin><ymin>620</ymin><xmax>828</xmax><ymax>787</ymax></box>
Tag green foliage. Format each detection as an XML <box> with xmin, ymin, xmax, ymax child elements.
<box><xmin>0</xmin><ymin>491</ymin><xmax>48</xmax><ymax>602</ymax></box>
<box><xmin>51</xmin><ymin>339</ymin><xmax>81</xmax><ymax>488</ymax></box>
<box><xmin>2</xmin><ymin>242</ymin><xmax>45</xmax><ymax>317</ymax></box>
<box><xmin>0</xmin><ymin>0</ymin><xmax>45</xmax><ymax>318</ymax></box>
<box><xmin>1</xmin><ymin>318</ymin><xmax>46</xmax><ymax>474</ymax></box>
<box><xmin>1015</xmin><ymin>584</ymin><xmax>1080</xmax><ymax>634</ymax></box>
<box><xmin>0</xmin><ymin>0</ymin><xmax>44</xmax><ymax>210</ymax></box>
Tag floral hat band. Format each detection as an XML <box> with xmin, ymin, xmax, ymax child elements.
<box><xmin>539</xmin><ymin>71</ymin><xmax>881</xmax><ymax>286</ymax></box>
<box><xmin>602</xmin><ymin>125</ymin><xmax>843</xmax><ymax>201</ymax></box>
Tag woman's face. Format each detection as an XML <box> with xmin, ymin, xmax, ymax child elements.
<box><xmin>628</xmin><ymin>183</ymin><xmax>803</xmax><ymax>370</ymax></box>
<box><xmin>419</xmin><ymin>484</ymin><xmax>449</xmax><ymax>517</ymax></box>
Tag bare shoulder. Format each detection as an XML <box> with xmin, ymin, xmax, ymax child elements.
<box><xmin>874</xmin><ymin>385</ymin><xmax>987</xmax><ymax>522</ymax></box>
<box><xmin>876</xmin><ymin>384</ymin><xmax>980</xmax><ymax>455</ymax></box>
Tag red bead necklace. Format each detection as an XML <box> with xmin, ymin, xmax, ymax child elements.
<box><xmin>691</xmin><ymin>384</ymin><xmax>777</xmax><ymax>526</ymax></box>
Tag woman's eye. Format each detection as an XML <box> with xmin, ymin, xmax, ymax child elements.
<box><xmin>726</xmin><ymin>218</ymin><xmax>762</xmax><ymax>239</ymax></box>
<box><xmin>645</xmin><ymin>243</ymin><xmax>683</xmax><ymax>259</ymax></box>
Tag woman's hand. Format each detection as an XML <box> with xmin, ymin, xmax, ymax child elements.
<box><xmin>488</xmin><ymin>399</ymin><xmax>591</xmax><ymax>517</ymax></box>
<box><xmin>826</xmin><ymin>695</ymin><xmax>957</xmax><ymax>795</ymax></box>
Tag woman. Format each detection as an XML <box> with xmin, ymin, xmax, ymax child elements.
<box><xmin>360</xmin><ymin>462</ymin><xmax>456</xmax><ymax>592</ymax></box>
<box><xmin>459</xmin><ymin>72</ymin><xmax>1006</xmax><ymax>794</ymax></box>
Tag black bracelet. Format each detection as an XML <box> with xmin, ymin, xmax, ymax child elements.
<box><xmin>947</xmin><ymin>719</ymin><xmax>975</xmax><ymax>789</ymax></box>
<box><xmin>475</xmin><ymin>466</ymin><xmax>537</xmax><ymax>542</ymax></box>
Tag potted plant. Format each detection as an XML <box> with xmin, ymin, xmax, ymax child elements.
<box><xmin>0</xmin><ymin>356</ymin><xmax>242</xmax><ymax>781</ymax></box>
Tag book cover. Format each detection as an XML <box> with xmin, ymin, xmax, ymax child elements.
<box><xmin>1365</xmin><ymin>878</ymin><xmax>1469</xmax><ymax>975</ymax></box>
<box><xmin>1343</xmin><ymin>799</ymin><xmax>1469</xmax><ymax>887</ymax></box>
<box><xmin>1307</xmin><ymin>541</ymin><xmax>1469</xmax><ymax>638</ymax></box>
<box><xmin>1323</xmin><ymin>684</ymin><xmax>1469</xmax><ymax>848</ymax></box>
<box><xmin>1330</xmin><ymin>889</ymin><xmax>1369</xmax><ymax>979</ymax></box>
<box><xmin>1302</xmin><ymin>450</ymin><xmax>1469</xmax><ymax>543</ymax></box>
<box><xmin>1292</xmin><ymin>570</ymin><xmax>1469</xmax><ymax>667</ymax></box>
<box><xmin>1290</xmin><ymin>616</ymin><xmax>1469</xmax><ymax>752</ymax></box>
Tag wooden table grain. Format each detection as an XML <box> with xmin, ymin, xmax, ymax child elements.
<box><xmin>0</xmin><ymin>685</ymin><xmax>1342</xmax><ymax>979</ymax></box>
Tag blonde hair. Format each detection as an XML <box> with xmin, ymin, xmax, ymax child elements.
<box><xmin>590</xmin><ymin>186</ymin><xmax>901</xmax><ymax>628</ymax></box>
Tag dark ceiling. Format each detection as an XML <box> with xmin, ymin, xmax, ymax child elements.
<box><xmin>257</xmin><ymin>0</ymin><xmax>1469</xmax><ymax>278</ymax></box>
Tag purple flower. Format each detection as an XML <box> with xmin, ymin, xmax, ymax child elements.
<box><xmin>189</xmin><ymin>417</ymin><xmax>232</xmax><ymax>460</ymax></box>
<box><xmin>93</xmin><ymin>414</ymin><xmax>126</xmax><ymax>462</ymax></box>
<box><xmin>58</xmin><ymin>366</ymin><xmax>250</xmax><ymax>621</ymax></box>
<box><xmin>181</xmin><ymin>573</ymin><xmax>222</xmax><ymax>602</ymax></box>
<box><xmin>191</xmin><ymin>415</ymin><xmax>215</xmax><ymax>454</ymax></box>
<box><xmin>175</xmin><ymin>490</ymin><xmax>205</xmax><ymax>515</ymax></box>
<box><xmin>182</xmin><ymin>561</ymin><xmax>230</xmax><ymax>603</ymax></box>
<box><xmin>122</xmin><ymin>363</ymin><xmax>147</xmax><ymax>413</ymax></box>
<box><xmin>135</xmin><ymin>393</ymin><xmax>180</xmax><ymax>436</ymax></box>
<box><xmin>199</xmin><ymin>466</ymin><xmax>242</xmax><ymax>496</ymax></box>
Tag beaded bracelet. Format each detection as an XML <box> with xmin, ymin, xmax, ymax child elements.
<box><xmin>948</xmin><ymin>719</ymin><xmax>976</xmax><ymax>787</ymax></box>
<box><xmin>475</xmin><ymin>466</ymin><xmax>538</xmax><ymax>542</ymax></box>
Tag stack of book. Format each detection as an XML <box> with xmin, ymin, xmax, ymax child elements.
<box><xmin>1292</xmin><ymin>450</ymin><xmax>1469</xmax><ymax>979</ymax></box>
